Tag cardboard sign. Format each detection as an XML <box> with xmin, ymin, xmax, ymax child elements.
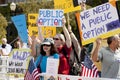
<box><xmin>54</xmin><ymin>0</ymin><xmax>81</xmax><ymax>13</ymax></box>
<box><xmin>11</xmin><ymin>14</ymin><xmax>28</xmax><ymax>43</ymax></box>
<box><xmin>28</xmin><ymin>14</ymin><xmax>56</xmax><ymax>38</ymax></box>
<box><xmin>79</xmin><ymin>2</ymin><xmax>120</xmax><ymax>45</ymax></box>
<box><xmin>46</xmin><ymin>58</ymin><xmax>59</xmax><ymax>75</ymax></box>
<box><xmin>28</xmin><ymin>14</ymin><xmax>39</xmax><ymax>36</ymax></box>
<box><xmin>7</xmin><ymin>49</ymin><xmax>31</xmax><ymax>76</ymax></box>
<box><xmin>38</xmin><ymin>9</ymin><xmax>64</xmax><ymax>27</ymax></box>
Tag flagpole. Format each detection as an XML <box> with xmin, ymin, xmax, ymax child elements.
<box><xmin>67</xmin><ymin>13</ymin><xmax>70</xmax><ymax>25</ymax></box>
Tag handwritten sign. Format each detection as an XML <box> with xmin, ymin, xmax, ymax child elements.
<box><xmin>28</xmin><ymin>14</ymin><xmax>56</xmax><ymax>37</ymax></box>
<box><xmin>54</xmin><ymin>0</ymin><xmax>81</xmax><ymax>13</ymax></box>
<box><xmin>80</xmin><ymin>2</ymin><xmax>120</xmax><ymax>45</ymax></box>
<box><xmin>7</xmin><ymin>49</ymin><xmax>31</xmax><ymax>75</ymax></box>
<box><xmin>38</xmin><ymin>9</ymin><xmax>64</xmax><ymax>27</ymax></box>
<box><xmin>46</xmin><ymin>58</ymin><xmax>59</xmax><ymax>75</ymax></box>
<box><xmin>41</xmin><ymin>27</ymin><xmax>56</xmax><ymax>38</ymax></box>
<box><xmin>11</xmin><ymin>14</ymin><xmax>28</xmax><ymax>43</ymax></box>
<box><xmin>28</xmin><ymin>14</ymin><xmax>39</xmax><ymax>36</ymax></box>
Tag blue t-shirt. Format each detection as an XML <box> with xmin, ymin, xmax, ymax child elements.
<box><xmin>35</xmin><ymin>53</ymin><xmax>59</xmax><ymax>73</ymax></box>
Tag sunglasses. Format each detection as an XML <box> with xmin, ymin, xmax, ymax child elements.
<box><xmin>43</xmin><ymin>44</ymin><xmax>51</xmax><ymax>47</ymax></box>
<box><xmin>53</xmin><ymin>38</ymin><xmax>60</xmax><ymax>40</ymax></box>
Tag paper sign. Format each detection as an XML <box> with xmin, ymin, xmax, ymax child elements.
<box><xmin>79</xmin><ymin>2</ymin><xmax>120</xmax><ymax>45</ymax></box>
<box><xmin>41</xmin><ymin>27</ymin><xmax>56</xmax><ymax>38</ymax></box>
<box><xmin>28</xmin><ymin>14</ymin><xmax>56</xmax><ymax>37</ymax></box>
<box><xmin>7</xmin><ymin>49</ymin><xmax>31</xmax><ymax>75</ymax></box>
<box><xmin>38</xmin><ymin>9</ymin><xmax>64</xmax><ymax>27</ymax></box>
<box><xmin>54</xmin><ymin>0</ymin><xmax>81</xmax><ymax>13</ymax></box>
<box><xmin>11</xmin><ymin>14</ymin><xmax>28</xmax><ymax>43</ymax></box>
<box><xmin>28</xmin><ymin>14</ymin><xmax>39</xmax><ymax>36</ymax></box>
<box><xmin>46</xmin><ymin>58</ymin><xmax>59</xmax><ymax>75</ymax></box>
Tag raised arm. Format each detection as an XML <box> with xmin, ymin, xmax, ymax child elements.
<box><xmin>68</xmin><ymin>25</ymin><xmax>81</xmax><ymax>56</ymax></box>
<box><xmin>62</xmin><ymin>17</ymin><xmax>71</xmax><ymax>48</ymax></box>
<box><xmin>91</xmin><ymin>38</ymin><xmax>102</xmax><ymax>62</ymax></box>
<box><xmin>38</xmin><ymin>26</ymin><xmax>44</xmax><ymax>42</ymax></box>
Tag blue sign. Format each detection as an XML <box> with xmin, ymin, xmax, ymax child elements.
<box><xmin>11</xmin><ymin>14</ymin><xmax>28</xmax><ymax>43</ymax></box>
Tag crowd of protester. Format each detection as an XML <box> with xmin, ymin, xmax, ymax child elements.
<box><xmin>0</xmin><ymin>15</ymin><xmax>120</xmax><ymax>79</ymax></box>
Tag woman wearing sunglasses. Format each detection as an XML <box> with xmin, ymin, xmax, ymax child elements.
<box><xmin>35</xmin><ymin>38</ymin><xmax>59</xmax><ymax>73</ymax></box>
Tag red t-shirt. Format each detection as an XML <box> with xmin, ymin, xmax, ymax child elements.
<box><xmin>57</xmin><ymin>44</ymin><xmax>72</xmax><ymax>75</ymax></box>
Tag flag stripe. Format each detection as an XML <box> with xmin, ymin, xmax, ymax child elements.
<box><xmin>81</xmin><ymin>55</ymin><xmax>99</xmax><ymax>77</ymax></box>
<box><xmin>24</xmin><ymin>58</ymin><xmax>40</xmax><ymax>80</ymax></box>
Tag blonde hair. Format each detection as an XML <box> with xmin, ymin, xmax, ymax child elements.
<box><xmin>57</xmin><ymin>34</ymin><xmax>65</xmax><ymax>43</ymax></box>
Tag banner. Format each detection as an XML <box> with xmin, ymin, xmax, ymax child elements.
<box><xmin>54</xmin><ymin>0</ymin><xmax>81</xmax><ymax>13</ymax></box>
<box><xmin>11</xmin><ymin>14</ymin><xmax>28</xmax><ymax>43</ymax></box>
<box><xmin>79</xmin><ymin>2</ymin><xmax>120</xmax><ymax>45</ymax></box>
<box><xmin>38</xmin><ymin>9</ymin><xmax>64</xmax><ymax>27</ymax></box>
<box><xmin>39</xmin><ymin>73</ymin><xmax>116</xmax><ymax>80</ymax></box>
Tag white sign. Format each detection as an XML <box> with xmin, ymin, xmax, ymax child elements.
<box><xmin>7</xmin><ymin>59</ymin><xmax>27</xmax><ymax>74</ymax></box>
<box><xmin>80</xmin><ymin>2</ymin><xmax>120</xmax><ymax>41</ymax></box>
<box><xmin>7</xmin><ymin>49</ymin><xmax>31</xmax><ymax>74</ymax></box>
<box><xmin>46</xmin><ymin>58</ymin><xmax>59</xmax><ymax>75</ymax></box>
<box><xmin>38</xmin><ymin>9</ymin><xmax>64</xmax><ymax>27</ymax></box>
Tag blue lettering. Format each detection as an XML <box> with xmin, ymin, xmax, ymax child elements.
<box><xmin>40</xmin><ymin>10</ymin><xmax>63</xmax><ymax>18</ymax></box>
<box><xmin>13</xmin><ymin>51</ymin><xmax>19</xmax><ymax>59</ymax></box>
<box><xmin>39</xmin><ymin>11</ymin><xmax>44</xmax><ymax>17</ymax></box>
<box><xmin>107</xmin><ymin>12</ymin><xmax>112</xmax><ymax>19</ymax></box>
<box><xmin>46</xmin><ymin>10</ymin><xmax>50</xmax><ymax>17</ymax></box>
<box><xmin>12</xmin><ymin>51</ymin><xmax>30</xmax><ymax>60</ymax></box>
<box><xmin>80</xmin><ymin>11</ymin><xmax>90</xmax><ymax>20</ymax></box>
<box><xmin>59</xmin><ymin>11</ymin><xmax>63</xmax><ymax>18</ymax></box>
<box><xmin>93</xmin><ymin>3</ymin><xmax>110</xmax><ymax>15</ymax></box>
<box><xmin>83</xmin><ymin>25</ymin><xmax>105</xmax><ymax>39</ymax></box>
<box><xmin>82</xmin><ymin>23</ymin><xmax>86</xmax><ymax>30</ymax></box>
<box><xmin>89</xmin><ymin>12</ymin><xmax>112</xmax><ymax>27</ymax></box>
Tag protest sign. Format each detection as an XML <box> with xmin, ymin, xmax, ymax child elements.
<box><xmin>39</xmin><ymin>73</ymin><xmax>116</xmax><ymax>80</ymax></box>
<box><xmin>38</xmin><ymin>9</ymin><xmax>64</xmax><ymax>27</ymax></box>
<box><xmin>28</xmin><ymin>13</ymin><xmax>56</xmax><ymax>38</ymax></box>
<box><xmin>11</xmin><ymin>14</ymin><xmax>28</xmax><ymax>43</ymax></box>
<box><xmin>7</xmin><ymin>49</ymin><xmax>31</xmax><ymax>77</ymax></box>
<box><xmin>41</xmin><ymin>27</ymin><xmax>56</xmax><ymax>38</ymax></box>
<box><xmin>46</xmin><ymin>58</ymin><xmax>59</xmax><ymax>75</ymax></box>
<box><xmin>79</xmin><ymin>2</ymin><xmax>120</xmax><ymax>45</ymax></box>
<box><xmin>54</xmin><ymin>0</ymin><xmax>81</xmax><ymax>13</ymax></box>
<box><xmin>28</xmin><ymin>14</ymin><xmax>39</xmax><ymax>36</ymax></box>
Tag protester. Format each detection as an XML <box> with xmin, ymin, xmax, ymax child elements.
<box><xmin>53</xmin><ymin>17</ymin><xmax>72</xmax><ymax>75</ymax></box>
<box><xmin>35</xmin><ymin>38</ymin><xmax>59</xmax><ymax>73</ymax></box>
<box><xmin>0</xmin><ymin>38</ymin><xmax>12</xmax><ymax>56</ymax></box>
<box><xmin>67</xmin><ymin>24</ymin><xmax>81</xmax><ymax>75</ymax></box>
<box><xmin>67</xmin><ymin>24</ymin><xmax>81</xmax><ymax>60</ymax></box>
<box><xmin>36</xmin><ymin>16</ymin><xmax>72</xmax><ymax>75</ymax></box>
<box><xmin>91</xmin><ymin>35</ymin><xmax>120</xmax><ymax>79</ymax></box>
<box><xmin>30</xmin><ymin>35</ymin><xmax>41</xmax><ymax>60</ymax></box>
<box><xmin>13</xmin><ymin>36</ymin><xmax>32</xmax><ymax>49</ymax></box>
<box><xmin>13</xmin><ymin>37</ymin><xmax>22</xmax><ymax>49</ymax></box>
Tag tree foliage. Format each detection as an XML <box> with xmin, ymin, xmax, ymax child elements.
<box><xmin>0</xmin><ymin>13</ymin><xmax>8</xmax><ymax>42</ymax></box>
<box><xmin>0</xmin><ymin>0</ymin><xmax>120</xmax><ymax>43</ymax></box>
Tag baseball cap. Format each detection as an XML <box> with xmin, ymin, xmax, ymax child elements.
<box><xmin>41</xmin><ymin>38</ymin><xmax>54</xmax><ymax>45</ymax></box>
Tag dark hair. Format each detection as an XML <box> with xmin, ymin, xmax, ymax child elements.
<box><xmin>107</xmin><ymin>36</ymin><xmax>115</xmax><ymax>45</ymax></box>
<box><xmin>40</xmin><ymin>44</ymin><xmax>57</xmax><ymax>56</ymax></box>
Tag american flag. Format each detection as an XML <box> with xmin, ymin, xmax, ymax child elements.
<box><xmin>24</xmin><ymin>58</ymin><xmax>40</xmax><ymax>80</ymax></box>
<box><xmin>81</xmin><ymin>55</ymin><xmax>99</xmax><ymax>77</ymax></box>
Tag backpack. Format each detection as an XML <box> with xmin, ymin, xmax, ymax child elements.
<box><xmin>62</xmin><ymin>46</ymin><xmax>82</xmax><ymax>76</ymax></box>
